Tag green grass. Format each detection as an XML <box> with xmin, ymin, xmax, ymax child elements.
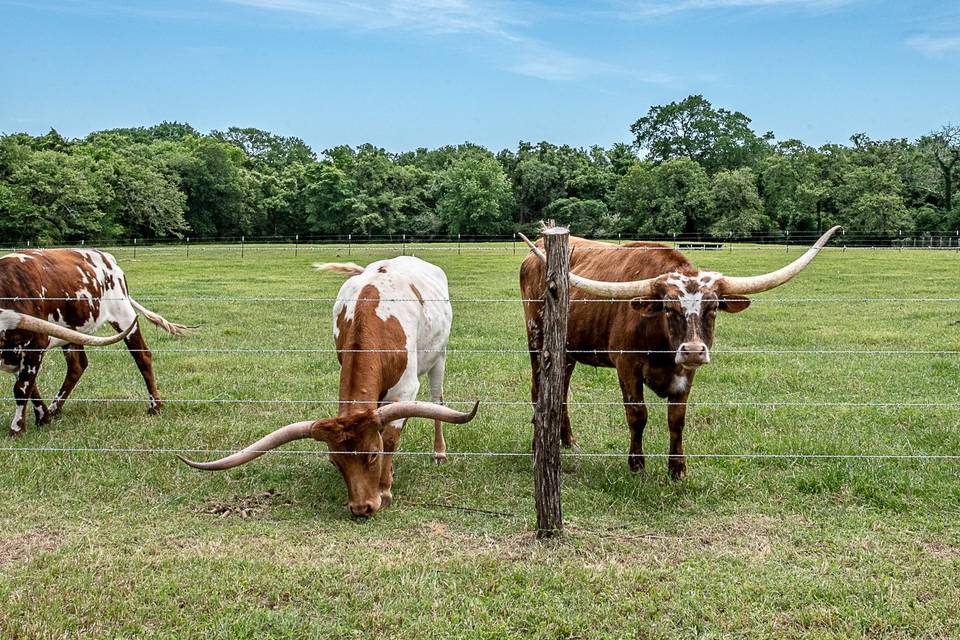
<box><xmin>2</xmin><ymin>242</ymin><xmax>959</xmax><ymax>639</ymax></box>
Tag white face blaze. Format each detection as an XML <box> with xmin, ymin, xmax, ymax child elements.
<box><xmin>662</xmin><ymin>271</ymin><xmax>724</xmax><ymax>368</ymax></box>
<box><xmin>664</xmin><ymin>271</ymin><xmax>722</xmax><ymax>317</ymax></box>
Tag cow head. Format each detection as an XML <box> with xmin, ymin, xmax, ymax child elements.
<box><xmin>179</xmin><ymin>400</ymin><xmax>479</xmax><ymax>517</ymax></box>
<box><xmin>521</xmin><ymin>226</ymin><xmax>841</xmax><ymax>370</ymax></box>
<box><xmin>629</xmin><ymin>272</ymin><xmax>752</xmax><ymax>369</ymax></box>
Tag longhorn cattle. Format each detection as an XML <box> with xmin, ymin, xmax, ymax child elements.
<box><xmin>519</xmin><ymin>227</ymin><xmax>841</xmax><ymax>479</ymax></box>
<box><xmin>180</xmin><ymin>256</ymin><xmax>478</xmax><ymax>516</ymax></box>
<box><xmin>0</xmin><ymin>249</ymin><xmax>192</xmax><ymax>435</ymax></box>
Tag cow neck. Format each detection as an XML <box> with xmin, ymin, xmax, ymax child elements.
<box><xmin>334</xmin><ymin>285</ymin><xmax>408</xmax><ymax>418</ymax></box>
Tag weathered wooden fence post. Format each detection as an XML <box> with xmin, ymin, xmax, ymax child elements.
<box><xmin>534</xmin><ymin>223</ymin><xmax>569</xmax><ymax>539</ymax></box>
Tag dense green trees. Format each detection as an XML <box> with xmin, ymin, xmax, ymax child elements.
<box><xmin>1</xmin><ymin>97</ymin><xmax>958</xmax><ymax>244</ymax></box>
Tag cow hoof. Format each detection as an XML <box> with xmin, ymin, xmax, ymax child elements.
<box><xmin>433</xmin><ymin>453</ymin><xmax>447</xmax><ymax>465</ymax></box>
<box><xmin>8</xmin><ymin>428</ymin><xmax>24</xmax><ymax>438</ymax></box>
<box><xmin>36</xmin><ymin>413</ymin><xmax>53</xmax><ymax>427</ymax></box>
<box><xmin>628</xmin><ymin>455</ymin><xmax>645</xmax><ymax>473</ymax></box>
<box><xmin>668</xmin><ymin>464</ymin><xmax>687</xmax><ymax>482</ymax></box>
<box><xmin>147</xmin><ymin>404</ymin><xmax>162</xmax><ymax>416</ymax></box>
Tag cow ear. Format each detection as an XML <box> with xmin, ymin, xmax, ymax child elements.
<box><xmin>720</xmin><ymin>295</ymin><xmax>751</xmax><ymax>313</ymax></box>
<box><xmin>311</xmin><ymin>418</ymin><xmax>348</xmax><ymax>445</ymax></box>
<box><xmin>629</xmin><ymin>297</ymin><xmax>661</xmax><ymax>316</ymax></box>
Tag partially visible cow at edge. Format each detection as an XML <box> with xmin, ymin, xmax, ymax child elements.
<box><xmin>0</xmin><ymin>249</ymin><xmax>192</xmax><ymax>436</ymax></box>
<box><xmin>520</xmin><ymin>226</ymin><xmax>841</xmax><ymax>480</ymax></box>
<box><xmin>180</xmin><ymin>256</ymin><xmax>478</xmax><ymax>517</ymax></box>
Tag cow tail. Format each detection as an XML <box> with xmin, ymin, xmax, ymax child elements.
<box><xmin>312</xmin><ymin>262</ymin><xmax>365</xmax><ymax>275</ymax></box>
<box><xmin>130</xmin><ymin>298</ymin><xmax>194</xmax><ymax>336</ymax></box>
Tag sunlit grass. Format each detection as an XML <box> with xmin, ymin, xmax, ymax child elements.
<box><xmin>1</xmin><ymin>243</ymin><xmax>959</xmax><ymax>638</ymax></box>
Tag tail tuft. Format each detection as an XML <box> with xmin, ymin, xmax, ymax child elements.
<box><xmin>130</xmin><ymin>299</ymin><xmax>196</xmax><ymax>337</ymax></box>
<box><xmin>313</xmin><ymin>262</ymin><xmax>365</xmax><ymax>275</ymax></box>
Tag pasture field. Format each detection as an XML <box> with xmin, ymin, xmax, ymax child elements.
<box><xmin>1</xmin><ymin>241</ymin><xmax>959</xmax><ymax>639</ymax></box>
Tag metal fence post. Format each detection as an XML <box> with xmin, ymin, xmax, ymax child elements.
<box><xmin>458</xmin><ymin>233</ymin><xmax>461</xmax><ymax>256</ymax></box>
<box><xmin>241</xmin><ymin>236</ymin><xmax>245</xmax><ymax>258</ymax></box>
<box><xmin>533</xmin><ymin>222</ymin><xmax>568</xmax><ymax>539</ymax></box>
<box><xmin>186</xmin><ymin>237</ymin><xmax>190</xmax><ymax>257</ymax></box>
<box><xmin>348</xmin><ymin>233</ymin><xmax>352</xmax><ymax>256</ymax></box>
<box><xmin>133</xmin><ymin>238</ymin><xmax>137</xmax><ymax>259</ymax></box>
<box><xmin>295</xmin><ymin>234</ymin><xmax>299</xmax><ymax>257</ymax></box>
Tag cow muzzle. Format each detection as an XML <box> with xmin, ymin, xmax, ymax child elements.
<box><xmin>676</xmin><ymin>342</ymin><xmax>710</xmax><ymax>368</ymax></box>
<box><xmin>349</xmin><ymin>495</ymin><xmax>382</xmax><ymax>517</ymax></box>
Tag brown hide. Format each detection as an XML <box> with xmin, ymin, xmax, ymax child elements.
<box><xmin>0</xmin><ymin>249</ymin><xmax>123</xmax><ymax>330</ymax></box>
<box><xmin>331</xmin><ymin>284</ymin><xmax>408</xmax><ymax>515</ymax></box>
<box><xmin>520</xmin><ymin>237</ymin><xmax>748</xmax><ymax>480</ymax></box>
<box><xmin>1</xmin><ymin>249</ymin><xmax>172</xmax><ymax>434</ymax></box>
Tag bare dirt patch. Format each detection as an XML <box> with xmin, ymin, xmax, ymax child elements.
<box><xmin>197</xmin><ymin>489</ymin><xmax>291</xmax><ymax>519</ymax></box>
<box><xmin>693</xmin><ymin>514</ymin><xmax>778</xmax><ymax>560</ymax></box>
<box><xmin>924</xmin><ymin>541</ymin><xmax>960</xmax><ymax>561</ymax></box>
<box><xmin>0</xmin><ymin>529</ymin><xmax>64</xmax><ymax>567</ymax></box>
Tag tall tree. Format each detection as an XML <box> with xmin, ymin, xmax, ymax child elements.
<box><xmin>707</xmin><ymin>168</ymin><xmax>769</xmax><ymax>236</ymax></box>
<box><xmin>631</xmin><ymin>94</ymin><xmax>773</xmax><ymax>174</ymax></box>
<box><xmin>920</xmin><ymin>124</ymin><xmax>960</xmax><ymax>216</ymax></box>
<box><xmin>613</xmin><ymin>158</ymin><xmax>711</xmax><ymax>236</ymax></box>
<box><xmin>435</xmin><ymin>153</ymin><xmax>512</xmax><ymax>235</ymax></box>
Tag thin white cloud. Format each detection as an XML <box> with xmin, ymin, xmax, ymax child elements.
<box><xmin>224</xmin><ymin>0</ymin><xmax>517</xmax><ymax>37</ymax></box>
<box><xmin>620</xmin><ymin>0</ymin><xmax>853</xmax><ymax>17</ymax></box>
<box><xmin>222</xmin><ymin>0</ymin><xmax>672</xmax><ymax>83</ymax></box>
<box><xmin>907</xmin><ymin>34</ymin><xmax>960</xmax><ymax>58</ymax></box>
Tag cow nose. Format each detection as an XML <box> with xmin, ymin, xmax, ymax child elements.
<box><xmin>678</xmin><ymin>342</ymin><xmax>710</xmax><ymax>366</ymax></box>
<box><xmin>349</xmin><ymin>499</ymin><xmax>379</xmax><ymax>517</ymax></box>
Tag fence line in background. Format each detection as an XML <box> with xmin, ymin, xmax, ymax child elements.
<box><xmin>2</xmin><ymin>446</ymin><xmax>960</xmax><ymax>461</ymax></box>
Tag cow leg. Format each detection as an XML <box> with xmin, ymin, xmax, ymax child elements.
<box><xmin>49</xmin><ymin>345</ymin><xmax>88</xmax><ymax>418</ymax></box>
<box><xmin>112</xmin><ymin>320</ymin><xmax>161</xmax><ymax>414</ymax></box>
<box><xmin>526</xmin><ymin>318</ymin><xmax>542</xmax><ymax>422</ymax></box>
<box><xmin>30</xmin><ymin>384</ymin><xmax>51</xmax><ymax>426</ymax></box>
<box><xmin>667</xmin><ymin>390</ymin><xmax>690</xmax><ymax>481</ymax></box>
<box><xmin>378</xmin><ymin>423</ymin><xmax>401</xmax><ymax>508</ymax></box>
<box><xmin>617</xmin><ymin>372</ymin><xmax>647</xmax><ymax>473</ymax></box>
<box><xmin>428</xmin><ymin>360</ymin><xmax>447</xmax><ymax>464</ymax></box>
<box><xmin>10</xmin><ymin>349</ymin><xmax>43</xmax><ymax>436</ymax></box>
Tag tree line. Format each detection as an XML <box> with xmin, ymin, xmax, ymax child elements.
<box><xmin>1</xmin><ymin>95</ymin><xmax>958</xmax><ymax>244</ymax></box>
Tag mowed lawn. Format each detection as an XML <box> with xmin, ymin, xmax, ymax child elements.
<box><xmin>1</xmin><ymin>241</ymin><xmax>959</xmax><ymax>639</ymax></box>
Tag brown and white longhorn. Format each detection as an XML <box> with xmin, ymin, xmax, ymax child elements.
<box><xmin>180</xmin><ymin>256</ymin><xmax>478</xmax><ymax>516</ymax></box>
<box><xmin>0</xmin><ymin>249</ymin><xmax>192</xmax><ymax>435</ymax></box>
<box><xmin>519</xmin><ymin>227</ymin><xmax>841</xmax><ymax>479</ymax></box>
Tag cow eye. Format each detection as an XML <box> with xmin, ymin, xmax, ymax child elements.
<box><xmin>367</xmin><ymin>452</ymin><xmax>380</xmax><ymax>466</ymax></box>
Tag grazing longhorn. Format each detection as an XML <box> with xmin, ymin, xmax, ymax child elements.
<box><xmin>519</xmin><ymin>227</ymin><xmax>841</xmax><ymax>479</ymax></box>
<box><xmin>180</xmin><ymin>256</ymin><xmax>478</xmax><ymax>516</ymax></box>
<box><xmin>0</xmin><ymin>249</ymin><xmax>192</xmax><ymax>435</ymax></box>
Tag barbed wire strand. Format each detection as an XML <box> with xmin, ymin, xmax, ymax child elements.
<box><xmin>2</xmin><ymin>398</ymin><xmax>956</xmax><ymax>408</ymax></box>
<box><xmin>3</xmin><ymin>296</ymin><xmax>960</xmax><ymax>303</ymax></box>
<box><xmin>1</xmin><ymin>446</ymin><xmax>959</xmax><ymax>461</ymax></box>
<box><xmin>9</xmin><ymin>348</ymin><xmax>956</xmax><ymax>356</ymax></box>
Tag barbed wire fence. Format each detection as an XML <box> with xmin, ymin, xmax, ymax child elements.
<box><xmin>1</xmin><ymin>233</ymin><xmax>959</xmax><ymax>530</ymax></box>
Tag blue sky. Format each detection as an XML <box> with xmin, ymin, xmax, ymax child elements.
<box><xmin>1</xmin><ymin>0</ymin><xmax>958</xmax><ymax>154</ymax></box>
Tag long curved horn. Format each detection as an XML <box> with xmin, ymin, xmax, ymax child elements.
<box><xmin>0</xmin><ymin>309</ymin><xmax>135</xmax><ymax>346</ymax></box>
<box><xmin>177</xmin><ymin>420</ymin><xmax>315</xmax><ymax>471</ymax></box>
<box><xmin>721</xmin><ymin>226</ymin><xmax>842</xmax><ymax>295</ymax></box>
<box><xmin>519</xmin><ymin>233</ymin><xmax>658</xmax><ymax>299</ymax></box>
<box><xmin>376</xmin><ymin>400</ymin><xmax>479</xmax><ymax>426</ymax></box>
